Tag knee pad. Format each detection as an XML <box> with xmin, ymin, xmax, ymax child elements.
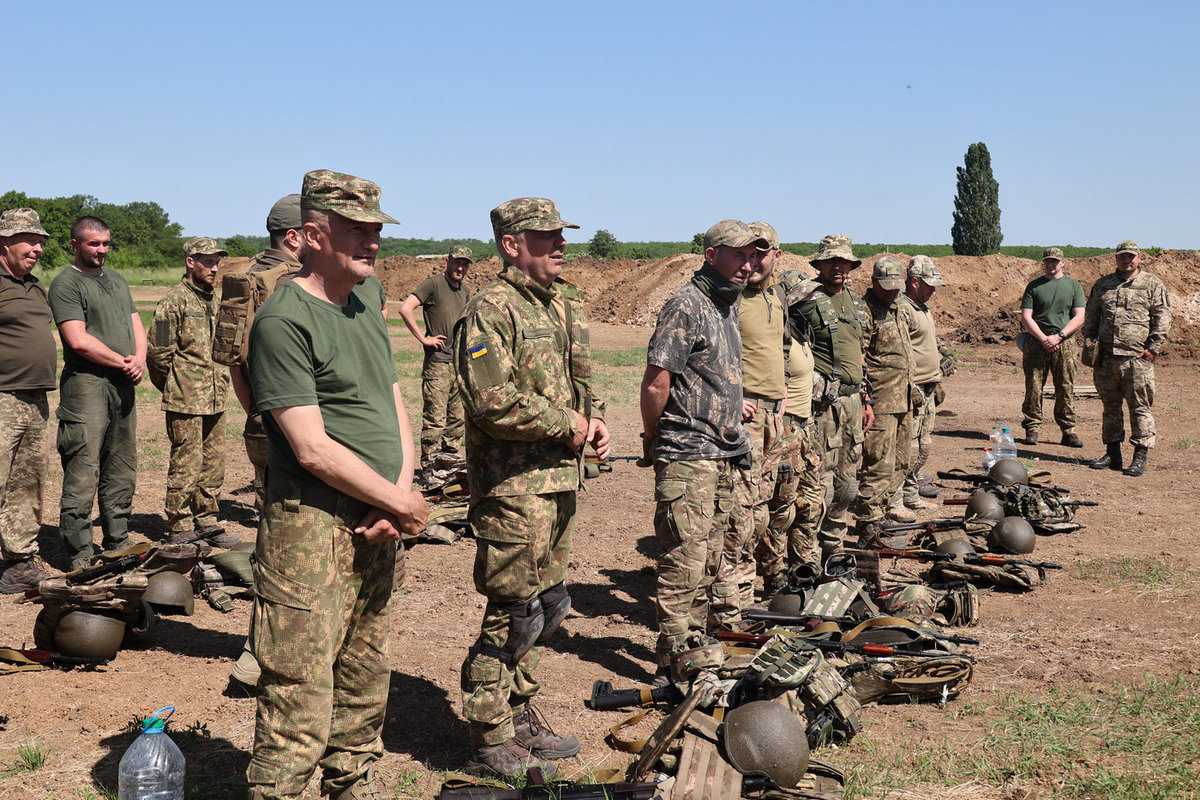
<box><xmin>535</xmin><ymin>582</ymin><xmax>571</xmax><ymax>644</ymax></box>
<box><xmin>497</xmin><ymin>596</ymin><xmax>544</xmax><ymax>667</ymax></box>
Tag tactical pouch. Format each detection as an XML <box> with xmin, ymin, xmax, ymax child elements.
<box><xmin>672</xmin><ymin>634</ymin><xmax>725</xmax><ymax>682</ymax></box>
<box><xmin>212</xmin><ymin>271</ymin><xmax>257</xmax><ymax>367</ymax></box>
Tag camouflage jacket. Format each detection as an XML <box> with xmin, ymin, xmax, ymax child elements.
<box><xmin>148</xmin><ymin>277</ymin><xmax>229</xmax><ymax>414</ymax></box>
<box><xmin>863</xmin><ymin>290</ymin><xmax>914</xmax><ymax>414</ymax></box>
<box><xmin>454</xmin><ymin>263</ymin><xmax>603</xmax><ymax>498</ymax></box>
<box><xmin>1082</xmin><ymin>270</ymin><xmax>1171</xmax><ymax>357</ymax></box>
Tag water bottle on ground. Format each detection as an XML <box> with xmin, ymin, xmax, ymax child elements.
<box><xmin>982</xmin><ymin>447</ymin><xmax>997</xmax><ymax>471</ymax></box>
<box><xmin>997</xmin><ymin>425</ymin><xmax>1018</xmax><ymax>460</ymax></box>
<box><xmin>119</xmin><ymin>706</ymin><xmax>185</xmax><ymax>800</ymax></box>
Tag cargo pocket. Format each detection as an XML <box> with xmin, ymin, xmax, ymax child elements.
<box><xmin>653</xmin><ymin>479</ymin><xmax>688</xmax><ymax>549</ymax></box>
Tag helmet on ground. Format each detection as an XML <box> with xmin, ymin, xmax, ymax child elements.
<box><xmin>54</xmin><ymin>611</ymin><xmax>126</xmax><ymax>660</ymax></box>
<box><xmin>988</xmin><ymin>516</ymin><xmax>1037</xmax><ymax>555</ymax></box>
<box><xmin>231</xmin><ymin>541</ymin><xmax>256</xmax><ymax>553</ymax></box>
<box><xmin>723</xmin><ymin>700</ymin><xmax>810</xmax><ymax>788</ymax></box>
<box><xmin>935</xmin><ymin>537</ymin><xmax>977</xmax><ymax>557</ymax></box>
<box><xmin>988</xmin><ymin>458</ymin><xmax>1028</xmax><ymax>487</ymax></box>
<box><xmin>964</xmin><ymin>489</ymin><xmax>1004</xmax><ymax>523</ymax></box>
<box><xmin>208</xmin><ymin>550</ymin><xmax>254</xmax><ymax>587</ymax></box>
<box><xmin>123</xmin><ymin>598</ymin><xmax>156</xmax><ymax>645</ymax></box>
<box><xmin>145</xmin><ymin>570</ymin><xmax>196</xmax><ymax>615</ymax></box>
<box><xmin>768</xmin><ymin>591</ymin><xmax>806</xmax><ymax>616</ymax></box>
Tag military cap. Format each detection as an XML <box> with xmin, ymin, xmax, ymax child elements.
<box><xmin>748</xmin><ymin>221</ymin><xmax>780</xmax><ymax>250</ymax></box>
<box><xmin>872</xmin><ymin>255</ymin><xmax>905</xmax><ymax>290</ymax></box>
<box><xmin>266</xmin><ymin>194</ymin><xmax>302</xmax><ymax>233</ymax></box>
<box><xmin>490</xmin><ymin>197</ymin><xmax>579</xmax><ymax>239</ymax></box>
<box><xmin>184</xmin><ymin>237</ymin><xmax>228</xmax><ymax>257</ymax></box>
<box><xmin>448</xmin><ymin>245</ymin><xmax>474</xmax><ymax>262</ymax></box>
<box><xmin>0</xmin><ymin>208</ymin><xmax>50</xmax><ymax>238</ymax></box>
<box><xmin>301</xmin><ymin>169</ymin><xmax>399</xmax><ymax>224</ymax></box>
<box><xmin>907</xmin><ymin>254</ymin><xmax>944</xmax><ymax>286</ymax></box>
<box><xmin>1115</xmin><ymin>240</ymin><xmax>1140</xmax><ymax>254</ymax></box>
<box><xmin>810</xmin><ymin>233</ymin><xmax>862</xmax><ymax>269</ymax></box>
<box><xmin>703</xmin><ymin>219</ymin><xmax>769</xmax><ymax>251</ymax></box>
<box><xmin>1042</xmin><ymin>246</ymin><xmax>1065</xmax><ymax>262</ymax></box>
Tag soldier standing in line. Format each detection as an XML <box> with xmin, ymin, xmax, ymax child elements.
<box><xmin>1019</xmin><ymin>247</ymin><xmax>1086</xmax><ymax>448</ymax></box>
<box><xmin>1083</xmin><ymin>240</ymin><xmax>1171</xmax><ymax>477</ymax></box>
<box><xmin>49</xmin><ymin>216</ymin><xmax>147</xmax><ymax>570</ymax></box>
<box><xmin>148</xmin><ymin>238</ymin><xmax>238</xmax><ymax>547</ymax></box>
<box><xmin>641</xmin><ymin>220</ymin><xmax>761</xmax><ymax>669</ymax></box>
<box><xmin>397</xmin><ymin>245</ymin><xmax>473</xmax><ymax>479</ymax></box>
<box><xmin>854</xmin><ymin>257</ymin><xmax>914</xmax><ymax>541</ymax></box>
<box><xmin>794</xmin><ymin>234</ymin><xmax>874</xmax><ymax>558</ymax></box>
<box><xmin>456</xmin><ymin>198</ymin><xmax>609</xmax><ymax>779</ymax></box>
<box><xmin>0</xmin><ymin>209</ymin><xmax>57</xmax><ymax>593</ymax></box>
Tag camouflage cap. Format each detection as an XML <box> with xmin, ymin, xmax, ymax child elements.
<box><xmin>301</xmin><ymin>169</ymin><xmax>399</xmax><ymax>224</ymax></box>
<box><xmin>266</xmin><ymin>194</ymin><xmax>302</xmax><ymax>233</ymax></box>
<box><xmin>448</xmin><ymin>245</ymin><xmax>474</xmax><ymax>262</ymax></box>
<box><xmin>0</xmin><ymin>208</ymin><xmax>50</xmax><ymax>238</ymax></box>
<box><xmin>872</xmin><ymin>255</ymin><xmax>905</xmax><ymax>290</ymax></box>
<box><xmin>703</xmin><ymin>219</ymin><xmax>769</xmax><ymax>251</ymax></box>
<box><xmin>1115</xmin><ymin>240</ymin><xmax>1140</xmax><ymax>254</ymax></box>
<box><xmin>184</xmin><ymin>237</ymin><xmax>228</xmax><ymax>257</ymax></box>
<box><xmin>907</xmin><ymin>254</ymin><xmax>944</xmax><ymax>286</ymax></box>
<box><xmin>490</xmin><ymin>197</ymin><xmax>579</xmax><ymax>239</ymax></box>
<box><xmin>748</xmin><ymin>221</ymin><xmax>780</xmax><ymax>250</ymax></box>
<box><xmin>1041</xmin><ymin>246</ymin><xmax>1065</xmax><ymax>262</ymax></box>
<box><xmin>810</xmin><ymin>233</ymin><xmax>862</xmax><ymax>269</ymax></box>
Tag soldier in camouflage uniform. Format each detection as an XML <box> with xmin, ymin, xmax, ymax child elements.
<box><xmin>148</xmin><ymin>238</ymin><xmax>237</xmax><ymax>547</ymax></box>
<box><xmin>398</xmin><ymin>245</ymin><xmax>473</xmax><ymax>475</ymax></box>
<box><xmin>794</xmin><ymin>234</ymin><xmax>874</xmax><ymax>557</ymax></box>
<box><xmin>456</xmin><ymin>198</ymin><xmax>609</xmax><ymax>780</ymax></box>
<box><xmin>1083</xmin><ymin>240</ymin><xmax>1172</xmax><ymax>477</ymax></box>
<box><xmin>0</xmin><ymin>209</ymin><xmax>57</xmax><ymax>594</ymax></box>
<box><xmin>641</xmin><ymin>220</ymin><xmax>761</xmax><ymax>667</ymax></box>
<box><xmin>245</xmin><ymin>171</ymin><xmax>428</xmax><ymax>800</ymax></box>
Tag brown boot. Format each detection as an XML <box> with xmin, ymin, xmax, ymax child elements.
<box><xmin>331</xmin><ymin>768</ymin><xmax>384</xmax><ymax>800</ymax></box>
<box><xmin>513</xmin><ymin>705</ymin><xmax>581</xmax><ymax>759</ymax></box>
<box><xmin>465</xmin><ymin>738</ymin><xmax>559</xmax><ymax>780</ymax></box>
<box><xmin>0</xmin><ymin>557</ymin><xmax>54</xmax><ymax>594</ymax></box>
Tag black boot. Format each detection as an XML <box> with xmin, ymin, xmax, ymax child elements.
<box><xmin>1089</xmin><ymin>442</ymin><xmax>1123</xmax><ymax>471</ymax></box>
<box><xmin>1123</xmin><ymin>446</ymin><xmax>1148</xmax><ymax>477</ymax></box>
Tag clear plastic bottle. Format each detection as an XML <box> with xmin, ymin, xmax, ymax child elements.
<box><xmin>988</xmin><ymin>425</ymin><xmax>1000</xmax><ymax>451</ymax></box>
<box><xmin>119</xmin><ymin>707</ymin><xmax>185</xmax><ymax>800</ymax></box>
<box><xmin>997</xmin><ymin>425</ymin><xmax>1018</xmax><ymax>460</ymax></box>
<box><xmin>982</xmin><ymin>447</ymin><xmax>997</xmax><ymax>471</ymax></box>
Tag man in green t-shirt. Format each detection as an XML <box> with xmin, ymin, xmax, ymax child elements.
<box><xmin>48</xmin><ymin>216</ymin><xmax>147</xmax><ymax>570</ymax></box>
<box><xmin>244</xmin><ymin>170</ymin><xmax>428</xmax><ymax>800</ymax></box>
<box><xmin>1019</xmin><ymin>247</ymin><xmax>1086</xmax><ymax>448</ymax></box>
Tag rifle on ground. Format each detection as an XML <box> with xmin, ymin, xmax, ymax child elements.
<box><xmin>742</xmin><ymin>609</ymin><xmax>980</xmax><ymax>646</ymax></box>
<box><xmin>716</xmin><ymin>630</ymin><xmax>974</xmax><ymax>661</ymax></box>
<box><xmin>589</xmin><ymin>679</ymin><xmax>684</xmax><ymax>711</ymax></box>
<box><xmin>1</xmin><ymin>647</ymin><xmax>110</xmax><ymax>669</ymax></box>
<box><xmin>879</xmin><ymin>517</ymin><xmax>969</xmax><ymax>533</ymax></box>
<box><xmin>944</xmin><ymin>497</ymin><xmax>1097</xmax><ymax>508</ymax></box>
<box><xmin>936</xmin><ymin>471</ymin><xmax>1070</xmax><ymax>493</ymax></box>
<box><xmin>871</xmin><ymin>548</ymin><xmax>1062</xmax><ymax>570</ymax></box>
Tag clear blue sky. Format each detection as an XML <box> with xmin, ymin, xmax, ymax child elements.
<box><xmin>8</xmin><ymin>0</ymin><xmax>1198</xmax><ymax>247</ymax></box>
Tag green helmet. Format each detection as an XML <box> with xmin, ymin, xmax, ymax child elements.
<box><xmin>988</xmin><ymin>458</ymin><xmax>1028</xmax><ymax>487</ymax></box>
<box><xmin>145</xmin><ymin>571</ymin><xmax>196</xmax><ymax>615</ymax></box>
<box><xmin>723</xmin><ymin>701</ymin><xmax>810</xmax><ymax>788</ymax></box>
<box><xmin>988</xmin><ymin>516</ymin><xmax>1037</xmax><ymax>555</ymax></box>
<box><xmin>768</xmin><ymin>591</ymin><xmax>807</xmax><ymax>616</ymax></box>
<box><xmin>935</xmin><ymin>537</ymin><xmax>977</xmax><ymax>557</ymax></box>
<box><xmin>964</xmin><ymin>489</ymin><xmax>1004</xmax><ymax>523</ymax></box>
<box><xmin>230</xmin><ymin>541</ymin><xmax>256</xmax><ymax>553</ymax></box>
<box><xmin>54</xmin><ymin>611</ymin><xmax>126</xmax><ymax>660</ymax></box>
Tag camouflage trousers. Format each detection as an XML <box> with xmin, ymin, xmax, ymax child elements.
<box><xmin>164</xmin><ymin>411</ymin><xmax>226</xmax><ymax>532</ymax></box>
<box><xmin>248</xmin><ymin>479</ymin><xmax>396</xmax><ymax>799</ymax></box>
<box><xmin>56</xmin><ymin>373</ymin><xmax>137</xmax><ymax>563</ymax></box>
<box><xmin>1022</xmin><ymin>336</ymin><xmax>1078</xmax><ymax>435</ymax></box>
<box><xmin>462</xmin><ymin>491</ymin><xmax>575</xmax><ymax>745</ymax></box>
<box><xmin>817</xmin><ymin>393</ymin><xmax>864</xmax><ymax>551</ymax></box>
<box><xmin>420</xmin><ymin>357</ymin><xmax>464</xmax><ymax>469</ymax></box>
<box><xmin>0</xmin><ymin>390</ymin><xmax>49</xmax><ymax>560</ymax></box>
<box><xmin>896</xmin><ymin>382</ymin><xmax>938</xmax><ymax>506</ymax></box>
<box><xmin>855</xmin><ymin>410</ymin><xmax>913</xmax><ymax>524</ymax></box>
<box><xmin>244</xmin><ymin>412</ymin><xmax>268</xmax><ymax>513</ymax></box>
<box><xmin>653</xmin><ymin>458</ymin><xmax>734</xmax><ymax>666</ymax></box>
<box><xmin>711</xmin><ymin>406</ymin><xmax>783</xmax><ymax>624</ymax></box>
<box><xmin>761</xmin><ymin>414</ymin><xmax>824</xmax><ymax>580</ymax></box>
<box><xmin>1094</xmin><ymin>351</ymin><xmax>1156</xmax><ymax>448</ymax></box>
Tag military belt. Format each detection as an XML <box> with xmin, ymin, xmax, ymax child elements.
<box><xmin>0</xmin><ymin>388</ymin><xmax>48</xmax><ymax>400</ymax></box>
<box><xmin>838</xmin><ymin>381</ymin><xmax>864</xmax><ymax>397</ymax></box>
<box><xmin>783</xmin><ymin>413</ymin><xmax>810</xmax><ymax>427</ymax></box>
<box><xmin>744</xmin><ymin>393</ymin><xmax>784</xmax><ymax>413</ymax></box>
<box><xmin>270</xmin><ymin>479</ymin><xmax>371</xmax><ymax>526</ymax></box>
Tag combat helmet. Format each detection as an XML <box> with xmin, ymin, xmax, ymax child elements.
<box><xmin>964</xmin><ymin>489</ymin><xmax>1004</xmax><ymax>523</ymax></box>
<box><xmin>723</xmin><ymin>700</ymin><xmax>810</xmax><ymax>788</ymax></box>
<box><xmin>54</xmin><ymin>611</ymin><xmax>126</xmax><ymax>660</ymax></box>
<box><xmin>144</xmin><ymin>571</ymin><xmax>195</xmax><ymax>615</ymax></box>
<box><xmin>988</xmin><ymin>458</ymin><xmax>1028</xmax><ymax>487</ymax></box>
<box><xmin>935</xmin><ymin>537</ymin><xmax>977</xmax><ymax>557</ymax></box>
<box><xmin>988</xmin><ymin>516</ymin><xmax>1037</xmax><ymax>555</ymax></box>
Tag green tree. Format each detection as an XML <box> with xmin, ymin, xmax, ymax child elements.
<box><xmin>951</xmin><ymin>142</ymin><xmax>1002</xmax><ymax>256</ymax></box>
<box><xmin>589</xmin><ymin>228</ymin><xmax>618</xmax><ymax>258</ymax></box>
<box><xmin>221</xmin><ymin>236</ymin><xmax>256</xmax><ymax>257</ymax></box>
<box><xmin>690</xmin><ymin>233</ymin><xmax>705</xmax><ymax>254</ymax></box>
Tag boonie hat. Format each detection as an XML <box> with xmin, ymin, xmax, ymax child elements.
<box><xmin>703</xmin><ymin>219</ymin><xmax>769</xmax><ymax>251</ymax></box>
<box><xmin>0</xmin><ymin>208</ymin><xmax>50</xmax><ymax>238</ymax></box>
<box><xmin>449</xmin><ymin>245</ymin><xmax>474</xmax><ymax>262</ymax></box>
<box><xmin>184</xmin><ymin>237</ymin><xmax>228</xmax><ymax>258</ymax></box>
<box><xmin>266</xmin><ymin>194</ymin><xmax>302</xmax><ymax>233</ymax></box>
<box><xmin>491</xmin><ymin>198</ymin><xmax>579</xmax><ymax>239</ymax></box>
<box><xmin>748</xmin><ymin>221</ymin><xmax>780</xmax><ymax>250</ymax></box>
<box><xmin>907</xmin><ymin>254</ymin><xmax>944</xmax><ymax>286</ymax></box>
<box><xmin>810</xmin><ymin>233</ymin><xmax>861</xmax><ymax>270</ymax></box>
<box><xmin>1115</xmin><ymin>240</ymin><xmax>1139</xmax><ymax>254</ymax></box>
<box><xmin>302</xmin><ymin>169</ymin><xmax>399</xmax><ymax>224</ymax></box>
<box><xmin>872</xmin><ymin>255</ymin><xmax>905</xmax><ymax>290</ymax></box>
<box><xmin>1042</xmin><ymin>246</ymin><xmax>1064</xmax><ymax>262</ymax></box>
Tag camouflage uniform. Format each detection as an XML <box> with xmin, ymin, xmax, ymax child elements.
<box><xmin>148</xmin><ymin>260</ymin><xmax>230</xmax><ymax>533</ymax></box>
<box><xmin>456</xmin><ymin>200</ymin><xmax>600</xmax><ymax>749</ymax></box>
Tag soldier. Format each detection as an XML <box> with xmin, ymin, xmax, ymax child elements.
<box><xmin>49</xmin><ymin>216</ymin><xmax>147</xmax><ymax>570</ymax></box>
<box><xmin>854</xmin><ymin>257</ymin><xmax>914</xmax><ymax>539</ymax></box>
<box><xmin>148</xmin><ymin>238</ymin><xmax>237</xmax><ymax>547</ymax></box>
<box><xmin>641</xmin><ymin>220</ymin><xmax>761</xmax><ymax>669</ymax></box>
<box><xmin>0</xmin><ymin>209</ymin><xmax>57</xmax><ymax>593</ymax></box>
<box><xmin>1082</xmin><ymin>240</ymin><xmax>1171</xmax><ymax>477</ymax></box>
<box><xmin>456</xmin><ymin>198</ymin><xmax>608</xmax><ymax>780</ymax></box>
<box><xmin>794</xmin><ymin>234</ymin><xmax>874</xmax><ymax>557</ymax></box>
<box><xmin>245</xmin><ymin>170</ymin><xmax>428</xmax><ymax>800</ymax></box>
<box><xmin>1019</xmin><ymin>247</ymin><xmax>1086</xmax><ymax>447</ymax></box>
<box><xmin>397</xmin><ymin>245</ymin><xmax>473</xmax><ymax>477</ymax></box>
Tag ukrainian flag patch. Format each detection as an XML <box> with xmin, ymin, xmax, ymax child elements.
<box><xmin>470</xmin><ymin>343</ymin><xmax>488</xmax><ymax>359</ymax></box>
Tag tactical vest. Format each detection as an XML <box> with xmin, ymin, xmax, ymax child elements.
<box><xmin>212</xmin><ymin>256</ymin><xmax>298</xmax><ymax>367</ymax></box>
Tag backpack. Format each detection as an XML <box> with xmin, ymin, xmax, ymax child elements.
<box><xmin>212</xmin><ymin>257</ymin><xmax>297</xmax><ymax>367</ymax></box>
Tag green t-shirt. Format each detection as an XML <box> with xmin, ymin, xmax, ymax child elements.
<box><xmin>1021</xmin><ymin>275</ymin><xmax>1085</xmax><ymax>336</ymax></box>
<box><xmin>47</xmin><ymin>267</ymin><xmax>136</xmax><ymax>377</ymax></box>
<box><xmin>413</xmin><ymin>273</ymin><xmax>471</xmax><ymax>364</ymax></box>
<box><xmin>248</xmin><ymin>280</ymin><xmax>403</xmax><ymax>489</ymax></box>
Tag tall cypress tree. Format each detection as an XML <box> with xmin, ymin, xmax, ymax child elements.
<box><xmin>951</xmin><ymin>142</ymin><xmax>1003</xmax><ymax>256</ymax></box>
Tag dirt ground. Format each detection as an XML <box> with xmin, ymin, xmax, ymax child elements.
<box><xmin>2</xmin><ymin>260</ymin><xmax>1199</xmax><ymax>799</ymax></box>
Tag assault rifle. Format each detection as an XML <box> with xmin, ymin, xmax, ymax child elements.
<box><xmin>871</xmin><ymin>548</ymin><xmax>1062</xmax><ymax>570</ymax></box>
<box><xmin>589</xmin><ymin>679</ymin><xmax>684</xmax><ymax>711</ymax></box>
<box><xmin>879</xmin><ymin>518</ymin><xmax>969</xmax><ymax>534</ymax></box>
<box><xmin>936</xmin><ymin>470</ymin><xmax>1069</xmax><ymax>494</ymax></box>
<box><xmin>944</xmin><ymin>497</ymin><xmax>1098</xmax><ymax>508</ymax></box>
<box><xmin>742</xmin><ymin>609</ymin><xmax>980</xmax><ymax>646</ymax></box>
<box><xmin>1</xmin><ymin>647</ymin><xmax>110</xmax><ymax>669</ymax></box>
<box><xmin>716</xmin><ymin>629</ymin><xmax>974</xmax><ymax>661</ymax></box>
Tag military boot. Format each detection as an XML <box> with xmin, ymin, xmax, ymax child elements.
<box><xmin>1123</xmin><ymin>446</ymin><xmax>1148</xmax><ymax>477</ymax></box>
<box><xmin>331</xmin><ymin>768</ymin><xmax>384</xmax><ymax>800</ymax></box>
<box><xmin>512</xmin><ymin>704</ymin><xmax>581</xmax><ymax>759</ymax></box>
<box><xmin>885</xmin><ymin>505</ymin><xmax>917</xmax><ymax>524</ymax></box>
<box><xmin>1022</xmin><ymin>427</ymin><xmax>1039</xmax><ymax>446</ymax></box>
<box><xmin>1088</xmin><ymin>442</ymin><xmax>1123</xmax><ymax>471</ymax></box>
<box><xmin>0</xmin><ymin>557</ymin><xmax>54</xmax><ymax>594</ymax></box>
<box><xmin>465</xmin><ymin>738</ymin><xmax>559</xmax><ymax>780</ymax></box>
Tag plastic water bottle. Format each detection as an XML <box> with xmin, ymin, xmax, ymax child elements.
<box><xmin>119</xmin><ymin>707</ymin><xmax>185</xmax><ymax>800</ymax></box>
<box><xmin>988</xmin><ymin>425</ymin><xmax>1000</xmax><ymax>451</ymax></box>
<box><xmin>997</xmin><ymin>425</ymin><xmax>1018</xmax><ymax>460</ymax></box>
<box><xmin>982</xmin><ymin>447</ymin><xmax>997</xmax><ymax>471</ymax></box>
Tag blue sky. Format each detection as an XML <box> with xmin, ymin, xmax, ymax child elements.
<box><xmin>8</xmin><ymin>0</ymin><xmax>1198</xmax><ymax>247</ymax></box>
